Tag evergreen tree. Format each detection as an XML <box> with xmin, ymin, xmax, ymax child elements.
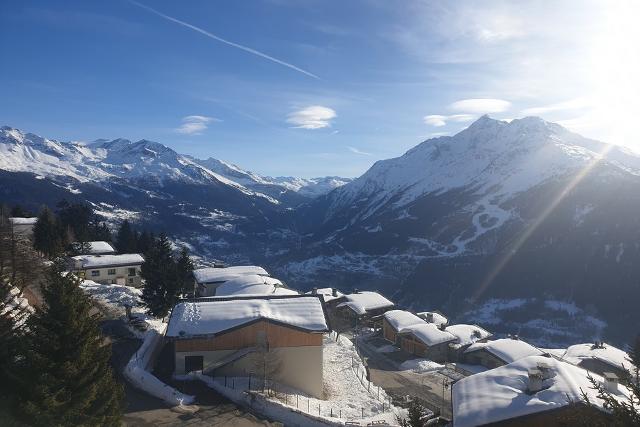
<box><xmin>397</xmin><ymin>399</ymin><xmax>427</xmax><ymax>427</ymax></box>
<box><xmin>115</xmin><ymin>220</ymin><xmax>137</xmax><ymax>253</ymax></box>
<box><xmin>14</xmin><ymin>265</ymin><xmax>123</xmax><ymax>426</ymax></box>
<box><xmin>57</xmin><ymin>201</ymin><xmax>94</xmax><ymax>244</ymax></box>
<box><xmin>176</xmin><ymin>246</ymin><xmax>194</xmax><ymax>297</ymax></box>
<box><xmin>140</xmin><ymin>233</ymin><xmax>178</xmax><ymax>318</ymax></box>
<box><xmin>136</xmin><ymin>230</ymin><xmax>154</xmax><ymax>255</ymax></box>
<box><xmin>32</xmin><ymin>207</ymin><xmax>64</xmax><ymax>258</ymax></box>
<box><xmin>10</xmin><ymin>205</ymin><xmax>32</xmax><ymax>218</ymax></box>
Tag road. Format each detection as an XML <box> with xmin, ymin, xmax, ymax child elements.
<box><xmin>356</xmin><ymin>336</ymin><xmax>454</xmax><ymax>420</ymax></box>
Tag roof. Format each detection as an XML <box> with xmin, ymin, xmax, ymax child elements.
<box><xmin>399</xmin><ymin>323</ymin><xmax>457</xmax><ymax>346</ymax></box>
<box><xmin>445</xmin><ymin>324</ymin><xmax>492</xmax><ymax>346</ymax></box>
<box><xmin>336</xmin><ymin>291</ymin><xmax>394</xmax><ymax>315</ymax></box>
<box><xmin>193</xmin><ymin>265</ymin><xmax>269</xmax><ymax>284</ymax></box>
<box><xmin>73</xmin><ymin>241</ymin><xmax>116</xmax><ymax>254</ymax></box>
<box><xmin>9</xmin><ymin>217</ymin><xmax>38</xmax><ymax>225</ymax></box>
<box><xmin>215</xmin><ymin>274</ymin><xmax>299</xmax><ymax>297</ymax></box>
<box><xmin>383</xmin><ymin>310</ymin><xmax>425</xmax><ymax>332</ymax></box>
<box><xmin>465</xmin><ymin>339</ymin><xmax>545</xmax><ymax>364</ymax></box>
<box><xmin>452</xmin><ymin>355</ymin><xmax>630</xmax><ymax>427</ymax></box>
<box><xmin>416</xmin><ymin>311</ymin><xmax>448</xmax><ymax>327</ymax></box>
<box><xmin>166</xmin><ymin>296</ymin><xmax>329</xmax><ymax>338</ymax></box>
<box><xmin>305</xmin><ymin>287</ymin><xmax>344</xmax><ymax>302</ymax></box>
<box><xmin>563</xmin><ymin>343</ymin><xmax>635</xmax><ymax>372</ymax></box>
<box><xmin>72</xmin><ymin>253</ymin><xmax>144</xmax><ymax>269</ymax></box>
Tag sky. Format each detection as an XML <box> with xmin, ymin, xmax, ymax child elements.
<box><xmin>1</xmin><ymin>0</ymin><xmax>638</xmax><ymax>178</ymax></box>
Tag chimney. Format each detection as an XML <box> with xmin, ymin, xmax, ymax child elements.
<box><xmin>332</xmin><ymin>288</ymin><xmax>338</xmax><ymax>297</ymax></box>
<box><xmin>513</xmin><ymin>334</ymin><xmax>519</xmax><ymax>340</ymax></box>
<box><xmin>312</xmin><ymin>287</ymin><xmax>318</xmax><ymax>295</ymax></box>
<box><xmin>528</xmin><ymin>368</ymin><xmax>544</xmax><ymax>393</ymax></box>
<box><xmin>426</xmin><ymin>313</ymin><xmax>434</xmax><ymax>323</ymax></box>
<box><xmin>604</xmin><ymin>373</ymin><xmax>619</xmax><ymax>393</ymax></box>
<box><xmin>354</xmin><ymin>288</ymin><xmax>360</xmax><ymax>294</ymax></box>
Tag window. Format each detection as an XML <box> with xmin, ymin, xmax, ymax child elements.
<box><xmin>184</xmin><ymin>355</ymin><xmax>203</xmax><ymax>373</ymax></box>
<box><xmin>107</xmin><ymin>268</ymin><xmax>116</xmax><ymax>275</ymax></box>
<box><xmin>128</xmin><ymin>268</ymin><xmax>136</xmax><ymax>277</ymax></box>
<box><xmin>91</xmin><ymin>270</ymin><xmax>100</xmax><ymax>277</ymax></box>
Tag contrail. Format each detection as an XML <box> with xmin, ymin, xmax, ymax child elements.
<box><xmin>128</xmin><ymin>0</ymin><xmax>320</xmax><ymax>80</ymax></box>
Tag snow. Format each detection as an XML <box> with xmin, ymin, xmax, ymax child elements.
<box><xmin>336</xmin><ymin>291</ymin><xmax>394</xmax><ymax>315</ymax></box>
<box><xmin>562</xmin><ymin>343</ymin><xmax>635</xmax><ymax>372</ymax></box>
<box><xmin>305</xmin><ymin>287</ymin><xmax>344</xmax><ymax>303</ymax></box>
<box><xmin>166</xmin><ymin>296</ymin><xmax>329</xmax><ymax>338</ymax></box>
<box><xmin>71</xmin><ymin>253</ymin><xmax>144</xmax><ymax>269</ymax></box>
<box><xmin>383</xmin><ymin>310</ymin><xmax>425</xmax><ymax>331</ymax></box>
<box><xmin>192</xmin><ymin>265</ymin><xmax>269</xmax><ymax>284</ymax></box>
<box><xmin>465</xmin><ymin>339</ymin><xmax>545</xmax><ymax>364</ymax></box>
<box><xmin>400</xmin><ymin>323</ymin><xmax>457</xmax><ymax>346</ymax></box>
<box><xmin>416</xmin><ymin>311</ymin><xmax>448</xmax><ymax>327</ymax></box>
<box><xmin>72</xmin><ymin>241</ymin><xmax>116</xmax><ymax>254</ymax></box>
<box><xmin>453</xmin><ymin>355</ymin><xmax>631</xmax><ymax>427</ymax></box>
<box><xmin>214</xmin><ymin>275</ymin><xmax>298</xmax><ymax>297</ymax></box>
<box><xmin>399</xmin><ymin>358</ymin><xmax>444</xmax><ymax>373</ymax></box>
<box><xmin>445</xmin><ymin>324</ymin><xmax>492</xmax><ymax>346</ymax></box>
<box><xmin>8</xmin><ymin>217</ymin><xmax>38</xmax><ymax>225</ymax></box>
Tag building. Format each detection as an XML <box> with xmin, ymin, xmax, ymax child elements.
<box><xmin>397</xmin><ymin>323</ymin><xmax>457</xmax><ymax>362</ymax></box>
<box><xmin>561</xmin><ymin>342</ymin><xmax>635</xmax><ymax>379</ymax></box>
<box><xmin>464</xmin><ymin>338</ymin><xmax>545</xmax><ymax>369</ymax></box>
<box><xmin>382</xmin><ymin>310</ymin><xmax>425</xmax><ymax>344</ymax></box>
<box><xmin>70</xmin><ymin>253</ymin><xmax>145</xmax><ymax>287</ymax></box>
<box><xmin>445</xmin><ymin>324</ymin><xmax>492</xmax><ymax>346</ymax></box>
<box><xmin>193</xmin><ymin>265</ymin><xmax>269</xmax><ymax>297</ymax></box>
<box><xmin>166</xmin><ymin>295</ymin><xmax>329</xmax><ymax>397</ymax></box>
<box><xmin>214</xmin><ymin>275</ymin><xmax>298</xmax><ymax>297</ymax></box>
<box><xmin>329</xmin><ymin>291</ymin><xmax>395</xmax><ymax>330</ymax></box>
<box><xmin>452</xmin><ymin>355</ymin><xmax>629</xmax><ymax>427</ymax></box>
<box><xmin>305</xmin><ymin>287</ymin><xmax>344</xmax><ymax>303</ymax></box>
<box><xmin>416</xmin><ymin>310</ymin><xmax>448</xmax><ymax>328</ymax></box>
<box><xmin>71</xmin><ymin>241</ymin><xmax>117</xmax><ymax>255</ymax></box>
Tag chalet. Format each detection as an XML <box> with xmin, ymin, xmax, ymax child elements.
<box><xmin>193</xmin><ymin>265</ymin><xmax>269</xmax><ymax>297</ymax></box>
<box><xmin>464</xmin><ymin>338</ymin><xmax>545</xmax><ymax>369</ymax></box>
<box><xmin>382</xmin><ymin>310</ymin><xmax>424</xmax><ymax>345</ymax></box>
<box><xmin>166</xmin><ymin>295</ymin><xmax>329</xmax><ymax>397</ymax></box>
<box><xmin>446</xmin><ymin>324</ymin><xmax>492</xmax><ymax>361</ymax></box>
<box><xmin>397</xmin><ymin>323</ymin><xmax>457</xmax><ymax>362</ymax></box>
<box><xmin>561</xmin><ymin>342</ymin><xmax>635</xmax><ymax>379</ymax></box>
<box><xmin>416</xmin><ymin>310</ymin><xmax>448</xmax><ymax>328</ymax></box>
<box><xmin>329</xmin><ymin>291</ymin><xmax>394</xmax><ymax>330</ymax></box>
<box><xmin>214</xmin><ymin>275</ymin><xmax>298</xmax><ymax>297</ymax></box>
<box><xmin>453</xmin><ymin>355</ymin><xmax>628</xmax><ymax>427</ymax></box>
<box><xmin>71</xmin><ymin>241</ymin><xmax>117</xmax><ymax>255</ymax></box>
<box><xmin>70</xmin><ymin>253</ymin><xmax>144</xmax><ymax>287</ymax></box>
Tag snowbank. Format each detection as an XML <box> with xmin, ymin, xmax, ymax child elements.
<box><xmin>399</xmin><ymin>359</ymin><xmax>444</xmax><ymax>374</ymax></box>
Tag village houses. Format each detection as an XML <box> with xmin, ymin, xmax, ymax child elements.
<box><xmin>70</xmin><ymin>253</ymin><xmax>145</xmax><ymax>287</ymax></box>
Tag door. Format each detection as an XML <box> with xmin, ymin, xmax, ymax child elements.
<box><xmin>184</xmin><ymin>355</ymin><xmax>204</xmax><ymax>373</ymax></box>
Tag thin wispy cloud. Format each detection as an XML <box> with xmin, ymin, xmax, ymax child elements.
<box><xmin>287</xmin><ymin>106</ymin><xmax>336</xmax><ymax>129</ymax></box>
<box><xmin>348</xmin><ymin>146</ymin><xmax>371</xmax><ymax>156</ymax></box>
<box><xmin>128</xmin><ymin>0</ymin><xmax>319</xmax><ymax>80</ymax></box>
<box><xmin>449</xmin><ymin>98</ymin><xmax>511</xmax><ymax>114</ymax></box>
<box><xmin>424</xmin><ymin>114</ymin><xmax>474</xmax><ymax>127</ymax></box>
<box><xmin>176</xmin><ymin>115</ymin><xmax>215</xmax><ymax>135</ymax></box>
<box><xmin>521</xmin><ymin>97</ymin><xmax>591</xmax><ymax>116</ymax></box>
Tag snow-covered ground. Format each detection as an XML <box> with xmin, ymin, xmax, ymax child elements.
<box><xmin>399</xmin><ymin>359</ymin><xmax>444</xmax><ymax>374</ymax></box>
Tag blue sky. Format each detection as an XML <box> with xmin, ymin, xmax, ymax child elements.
<box><xmin>1</xmin><ymin>1</ymin><xmax>638</xmax><ymax>177</ymax></box>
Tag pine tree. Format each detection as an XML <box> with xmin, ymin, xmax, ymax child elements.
<box><xmin>32</xmin><ymin>207</ymin><xmax>64</xmax><ymax>258</ymax></box>
<box><xmin>140</xmin><ymin>233</ymin><xmax>179</xmax><ymax>318</ymax></box>
<box><xmin>14</xmin><ymin>265</ymin><xmax>123</xmax><ymax>426</ymax></box>
<box><xmin>115</xmin><ymin>220</ymin><xmax>136</xmax><ymax>253</ymax></box>
<box><xmin>176</xmin><ymin>246</ymin><xmax>194</xmax><ymax>297</ymax></box>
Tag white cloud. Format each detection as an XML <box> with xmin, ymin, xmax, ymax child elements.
<box><xmin>287</xmin><ymin>106</ymin><xmax>336</xmax><ymax>129</ymax></box>
<box><xmin>424</xmin><ymin>113</ymin><xmax>475</xmax><ymax>127</ymax></box>
<box><xmin>176</xmin><ymin>115</ymin><xmax>215</xmax><ymax>135</ymax></box>
<box><xmin>521</xmin><ymin>97</ymin><xmax>592</xmax><ymax>116</ymax></box>
<box><xmin>347</xmin><ymin>146</ymin><xmax>371</xmax><ymax>156</ymax></box>
<box><xmin>449</xmin><ymin>98</ymin><xmax>511</xmax><ymax>114</ymax></box>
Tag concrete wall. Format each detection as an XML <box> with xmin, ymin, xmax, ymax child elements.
<box><xmin>175</xmin><ymin>345</ymin><xmax>324</xmax><ymax>398</ymax></box>
<box><xmin>82</xmin><ymin>265</ymin><xmax>142</xmax><ymax>287</ymax></box>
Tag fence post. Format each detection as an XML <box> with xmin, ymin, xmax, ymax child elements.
<box><xmin>318</xmin><ymin>403</ymin><xmax>321</xmax><ymax>416</ymax></box>
<box><xmin>377</xmin><ymin>386</ymin><xmax>380</xmax><ymax>398</ymax></box>
<box><xmin>368</xmin><ymin>381</ymin><xmax>370</xmax><ymax>392</ymax></box>
<box><xmin>340</xmin><ymin>409</ymin><xmax>342</xmax><ymax>418</ymax></box>
<box><xmin>249</xmin><ymin>374</ymin><xmax>252</xmax><ymax>391</ymax></box>
<box><xmin>362</xmin><ymin>407</ymin><xmax>364</xmax><ymax>418</ymax></box>
<box><xmin>224</xmin><ymin>376</ymin><xmax>227</xmax><ymax>387</ymax></box>
<box><xmin>331</xmin><ymin>407</ymin><xmax>333</xmax><ymax>417</ymax></box>
<box><xmin>308</xmin><ymin>398</ymin><xmax>310</xmax><ymax>412</ymax></box>
<box><xmin>296</xmin><ymin>394</ymin><xmax>299</xmax><ymax>408</ymax></box>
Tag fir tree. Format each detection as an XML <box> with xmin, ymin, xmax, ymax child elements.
<box><xmin>176</xmin><ymin>246</ymin><xmax>194</xmax><ymax>297</ymax></box>
<box><xmin>32</xmin><ymin>207</ymin><xmax>64</xmax><ymax>258</ymax></box>
<box><xmin>115</xmin><ymin>220</ymin><xmax>136</xmax><ymax>253</ymax></box>
<box><xmin>14</xmin><ymin>265</ymin><xmax>123</xmax><ymax>426</ymax></box>
<box><xmin>140</xmin><ymin>233</ymin><xmax>179</xmax><ymax>318</ymax></box>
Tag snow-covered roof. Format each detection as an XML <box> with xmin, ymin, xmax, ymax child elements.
<box><xmin>563</xmin><ymin>343</ymin><xmax>635</xmax><ymax>372</ymax></box>
<box><xmin>383</xmin><ymin>310</ymin><xmax>425</xmax><ymax>332</ymax></box>
<box><xmin>73</xmin><ymin>241</ymin><xmax>116</xmax><ymax>254</ymax></box>
<box><xmin>336</xmin><ymin>291</ymin><xmax>394</xmax><ymax>315</ymax></box>
<box><xmin>166</xmin><ymin>296</ymin><xmax>329</xmax><ymax>338</ymax></box>
<box><xmin>193</xmin><ymin>265</ymin><xmax>269</xmax><ymax>284</ymax></box>
<box><xmin>416</xmin><ymin>311</ymin><xmax>448</xmax><ymax>327</ymax></box>
<box><xmin>399</xmin><ymin>323</ymin><xmax>457</xmax><ymax>346</ymax></box>
<box><xmin>9</xmin><ymin>217</ymin><xmax>38</xmax><ymax>225</ymax></box>
<box><xmin>465</xmin><ymin>338</ymin><xmax>545</xmax><ymax>364</ymax></box>
<box><xmin>305</xmin><ymin>287</ymin><xmax>344</xmax><ymax>302</ymax></box>
<box><xmin>453</xmin><ymin>355</ymin><xmax>630</xmax><ymax>427</ymax></box>
<box><xmin>214</xmin><ymin>274</ymin><xmax>298</xmax><ymax>297</ymax></box>
<box><xmin>445</xmin><ymin>324</ymin><xmax>492</xmax><ymax>346</ymax></box>
<box><xmin>72</xmin><ymin>253</ymin><xmax>144</xmax><ymax>269</ymax></box>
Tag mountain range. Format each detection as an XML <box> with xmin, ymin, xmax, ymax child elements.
<box><xmin>2</xmin><ymin>117</ymin><xmax>639</xmax><ymax>346</ymax></box>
